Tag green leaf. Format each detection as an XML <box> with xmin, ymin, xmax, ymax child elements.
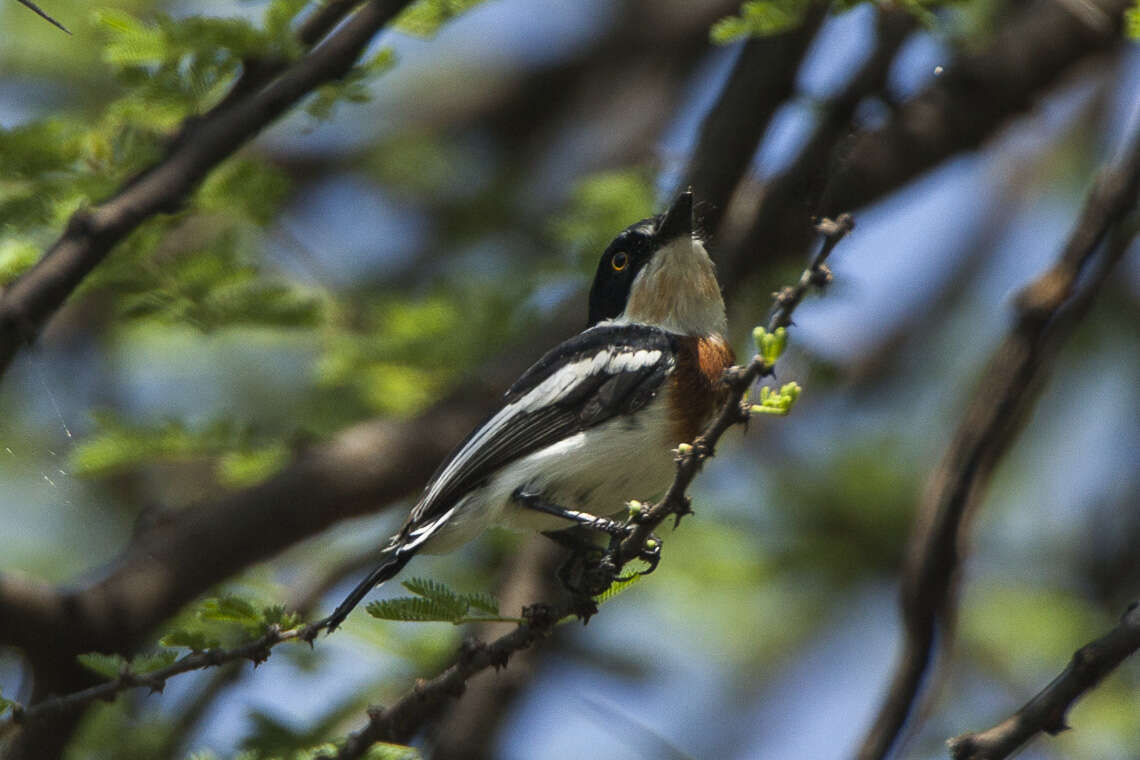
<box><xmin>367</xmin><ymin>596</ymin><xmax>467</xmax><ymax>623</ymax></box>
<box><xmin>305</xmin><ymin>47</ymin><xmax>397</xmax><ymax>120</ymax></box>
<box><xmin>159</xmin><ymin>628</ymin><xmax>220</xmax><ymax>652</ymax></box>
<box><xmin>1127</xmin><ymin>0</ymin><xmax>1140</xmax><ymax>38</ymax></box>
<box><xmin>364</xmin><ymin>743</ymin><xmax>423</xmax><ymax>760</ymax></box>
<box><xmin>78</xmin><ymin>649</ymin><xmax>179</xmax><ymax>679</ymax></box>
<box><xmin>710</xmin><ymin>0</ymin><xmax>810</xmax><ymax>43</ymax></box>
<box><xmin>402</xmin><ymin>578</ymin><xmax>471</xmax><ymax>617</ymax></box>
<box><xmin>592</xmin><ymin>563</ymin><xmax>649</xmax><ymax>606</ymax></box>
<box><xmin>77</xmin><ymin>652</ymin><xmax>128</xmax><ymax>680</ymax></box>
<box><xmin>131</xmin><ymin>650</ymin><xmax>179</xmax><ymax>674</ymax></box>
<box><xmin>464</xmin><ymin>591</ymin><xmax>500</xmax><ymax>615</ymax></box>
<box><xmin>395</xmin><ymin>0</ymin><xmax>488</xmax><ymax>38</ymax></box>
<box><xmin>217</xmin><ymin>444</ymin><xmax>290</xmax><ymax>489</ymax></box>
<box><xmin>260</xmin><ymin>604</ymin><xmax>302</xmax><ymax>630</ymax></box>
<box><xmin>200</xmin><ymin>595</ymin><xmax>261</xmax><ymax>627</ymax></box>
<box><xmin>264</xmin><ymin>0</ymin><xmax>309</xmax><ymax>40</ymax></box>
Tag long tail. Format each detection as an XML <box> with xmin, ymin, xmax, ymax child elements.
<box><xmin>320</xmin><ymin>544</ymin><xmax>417</xmax><ymax>634</ymax></box>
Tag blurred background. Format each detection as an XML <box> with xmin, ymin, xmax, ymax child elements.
<box><xmin>1</xmin><ymin>0</ymin><xmax>1139</xmax><ymax>758</ymax></box>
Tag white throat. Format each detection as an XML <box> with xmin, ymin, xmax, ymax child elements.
<box><xmin>617</xmin><ymin>236</ymin><xmax>726</xmax><ymax>336</ymax></box>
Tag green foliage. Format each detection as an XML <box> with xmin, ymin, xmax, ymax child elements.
<box><xmin>158</xmin><ymin>595</ymin><xmax>301</xmax><ymax>654</ymax></box>
<box><xmin>0</xmin><ymin>240</ymin><xmax>39</xmax><ymax>285</ymax></box>
<box><xmin>66</xmin><ymin>699</ymin><xmax>176</xmax><ymax>760</ymax></box>
<box><xmin>158</xmin><ymin>628</ymin><xmax>220</xmax><ymax>653</ymax></box>
<box><xmin>217</xmin><ymin>443</ymin><xmax>291</xmax><ymax>489</ymax></box>
<box><xmin>711</xmin><ymin>0</ymin><xmax>811</xmax><ymax>43</ymax></box>
<box><xmin>750</xmin><ymin>381</ymin><xmax>801</xmax><ymax>416</ymax></box>
<box><xmin>307</xmin><ymin>48</ymin><xmax>397</xmax><ymax>120</ymax></box>
<box><xmin>315</xmin><ymin>287</ymin><xmax>523</xmax><ymax>417</ymax></box>
<box><xmin>94</xmin><ymin>6</ymin><xmax>304</xmax><ymax>75</ymax></box>
<box><xmin>590</xmin><ymin>562</ymin><xmax>649</xmax><ymax>607</ymax></box>
<box><xmin>552</xmin><ymin>169</ymin><xmax>656</xmax><ymax>271</ymax></box>
<box><xmin>0</xmin><ymin>119</ymin><xmax>107</xmax><ymax>231</ymax></box>
<box><xmin>1127</xmin><ymin>0</ymin><xmax>1140</xmax><ymax>38</ymax></box>
<box><xmin>395</xmin><ymin>0</ymin><xmax>489</xmax><ymax>38</ymax></box>
<box><xmin>753</xmin><ymin>325</ymin><xmax>788</xmax><ymax>364</ymax></box>
<box><xmin>366</xmin><ymin>577</ymin><xmax>512</xmax><ymax>624</ymax></box>
<box><xmin>69</xmin><ymin>411</ymin><xmax>290</xmax><ymax>486</ymax></box>
<box><xmin>76</xmin><ymin>650</ymin><xmax>177</xmax><ymax>680</ymax></box>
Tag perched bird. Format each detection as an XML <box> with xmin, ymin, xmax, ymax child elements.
<box><xmin>321</xmin><ymin>191</ymin><xmax>734</xmax><ymax>632</ymax></box>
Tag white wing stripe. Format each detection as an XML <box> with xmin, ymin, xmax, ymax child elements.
<box><xmin>420</xmin><ymin>346</ymin><xmax>672</xmax><ymax>508</ymax></box>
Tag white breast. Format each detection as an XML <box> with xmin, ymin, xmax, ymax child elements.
<box><xmin>416</xmin><ymin>395</ymin><xmax>677</xmax><ymax>553</ymax></box>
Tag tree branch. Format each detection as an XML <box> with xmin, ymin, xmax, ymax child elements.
<box><xmin>722</xmin><ymin>0</ymin><xmax>1128</xmax><ymax>290</ymax></box>
<box><xmin>0</xmin><ymin>624</ymin><xmax>307</xmax><ymax>734</ymax></box>
<box><xmin>853</xmin><ymin>119</ymin><xmax>1140</xmax><ymax>760</ymax></box>
<box><xmin>820</xmin><ymin>0</ymin><xmax>1130</xmax><ymax>218</ymax></box>
<box><xmin>0</xmin><ymin>0</ymin><xmax>414</xmax><ymax>381</ymax></box>
<box><xmin>948</xmin><ymin>601</ymin><xmax>1140</xmax><ymax>760</ymax></box>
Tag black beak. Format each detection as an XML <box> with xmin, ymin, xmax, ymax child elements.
<box><xmin>656</xmin><ymin>190</ymin><xmax>693</xmax><ymax>242</ymax></box>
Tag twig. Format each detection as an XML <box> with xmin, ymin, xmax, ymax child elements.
<box><xmin>616</xmin><ymin>214</ymin><xmax>854</xmax><ymax>566</ymax></box>
<box><xmin>853</xmin><ymin>121</ymin><xmax>1140</xmax><ymax>760</ymax></box>
<box><xmin>0</xmin><ymin>0</ymin><xmax>415</xmax><ymax>381</ymax></box>
<box><xmin>948</xmin><ymin>602</ymin><xmax>1140</xmax><ymax>760</ymax></box>
<box><xmin>1</xmin><ymin>625</ymin><xmax>306</xmax><ymax>731</ymax></box>
<box><xmin>323</xmin><ymin>604</ymin><xmax>562</xmax><ymax>759</ymax></box>
<box><xmin>322</xmin><ymin>216</ymin><xmax>856</xmax><ymax>759</ymax></box>
<box><xmin>12</xmin><ymin>0</ymin><xmax>69</xmax><ymax>33</ymax></box>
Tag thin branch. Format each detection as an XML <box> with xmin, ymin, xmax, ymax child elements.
<box><xmin>430</xmin><ymin>538</ymin><xmax>564</xmax><ymax>759</ymax></box>
<box><xmin>616</xmin><ymin>214</ymin><xmax>854</xmax><ymax>566</ymax></box>
<box><xmin>324</xmin><ymin>217</ymin><xmax>857</xmax><ymax>760</ymax></box>
<box><xmin>325</xmin><ymin>604</ymin><xmax>561</xmax><ymax>759</ymax></box>
<box><xmin>12</xmin><ymin>0</ymin><xmax>69</xmax><ymax>33</ymax></box>
<box><xmin>853</xmin><ymin>121</ymin><xmax>1140</xmax><ymax>760</ymax></box>
<box><xmin>1</xmin><ymin>625</ymin><xmax>306</xmax><ymax>733</ymax></box>
<box><xmin>0</xmin><ymin>0</ymin><xmax>415</xmax><ymax>381</ymax></box>
<box><xmin>948</xmin><ymin>601</ymin><xmax>1140</xmax><ymax>760</ymax></box>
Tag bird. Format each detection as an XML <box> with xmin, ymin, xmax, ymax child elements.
<box><xmin>319</xmin><ymin>190</ymin><xmax>734</xmax><ymax>633</ymax></box>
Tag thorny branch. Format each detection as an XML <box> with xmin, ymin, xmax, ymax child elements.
<box><xmin>616</xmin><ymin>214</ymin><xmax>854</xmax><ymax>567</ymax></box>
<box><xmin>948</xmin><ymin>602</ymin><xmax>1140</xmax><ymax>760</ymax></box>
<box><xmin>0</xmin><ymin>626</ymin><xmax>307</xmax><ymax>736</ymax></box>
<box><xmin>854</xmin><ymin>121</ymin><xmax>1140</xmax><ymax>760</ymax></box>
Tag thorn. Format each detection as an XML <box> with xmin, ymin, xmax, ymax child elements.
<box><xmin>458</xmin><ymin>638</ymin><xmax>485</xmax><ymax>665</ymax></box>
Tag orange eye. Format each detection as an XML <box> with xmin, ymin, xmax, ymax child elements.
<box><xmin>611</xmin><ymin>252</ymin><xmax>629</xmax><ymax>271</ymax></box>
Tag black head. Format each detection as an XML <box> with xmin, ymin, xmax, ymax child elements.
<box><xmin>587</xmin><ymin>191</ymin><xmax>693</xmax><ymax>327</ymax></box>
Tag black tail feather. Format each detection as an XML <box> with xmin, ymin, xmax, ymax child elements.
<box><xmin>320</xmin><ymin>547</ymin><xmax>415</xmax><ymax>634</ymax></box>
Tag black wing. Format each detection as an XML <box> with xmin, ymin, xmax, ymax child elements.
<box><xmin>402</xmin><ymin>323</ymin><xmax>678</xmax><ymax>539</ymax></box>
